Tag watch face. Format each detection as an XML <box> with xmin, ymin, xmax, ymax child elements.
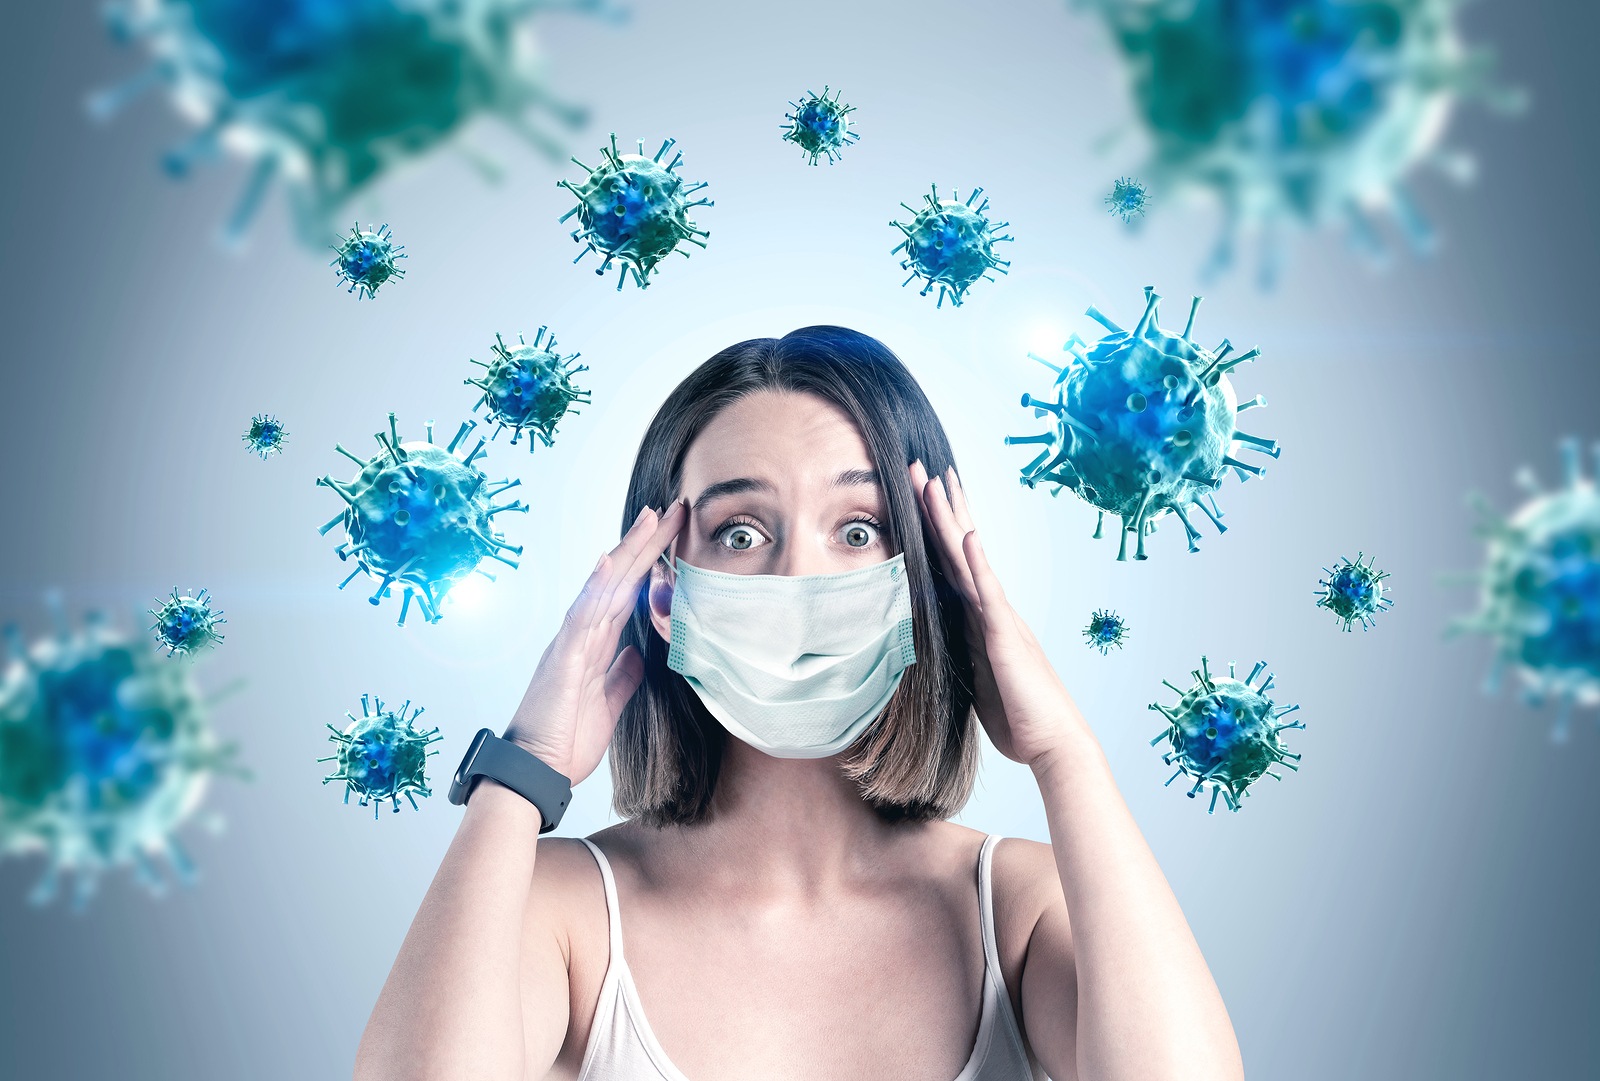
<box><xmin>447</xmin><ymin>728</ymin><xmax>494</xmax><ymax>805</ymax></box>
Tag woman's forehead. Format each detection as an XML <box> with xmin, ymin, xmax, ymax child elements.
<box><xmin>681</xmin><ymin>391</ymin><xmax>878</xmax><ymax>493</ymax></box>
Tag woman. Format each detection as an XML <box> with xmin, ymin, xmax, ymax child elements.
<box><xmin>353</xmin><ymin>326</ymin><xmax>1245</xmax><ymax>1081</ymax></box>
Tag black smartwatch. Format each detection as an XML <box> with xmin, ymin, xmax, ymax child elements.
<box><xmin>447</xmin><ymin>728</ymin><xmax>572</xmax><ymax>833</ymax></box>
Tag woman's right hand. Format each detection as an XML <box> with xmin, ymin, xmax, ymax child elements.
<box><xmin>502</xmin><ymin>500</ymin><xmax>686</xmax><ymax>785</ymax></box>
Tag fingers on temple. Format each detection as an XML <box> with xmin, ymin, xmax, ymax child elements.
<box><xmin>944</xmin><ymin>467</ymin><xmax>976</xmax><ymax>533</ymax></box>
<box><xmin>963</xmin><ymin>528</ymin><xmax>1008</xmax><ymax>610</ymax></box>
<box><xmin>600</xmin><ymin>501</ymin><xmax>685</xmax><ymax>629</ymax></box>
<box><xmin>569</xmin><ymin>505</ymin><xmax>658</xmax><ymax>630</ymax></box>
<box><xmin>926</xmin><ymin>477</ymin><xmax>982</xmax><ymax>605</ymax></box>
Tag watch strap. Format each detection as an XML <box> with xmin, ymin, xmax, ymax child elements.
<box><xmin>447</xmin><ymin>728</ymin><xmax>572</xmax><ymax>833</ymax></box>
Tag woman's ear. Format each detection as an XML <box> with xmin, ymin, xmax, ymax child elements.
<box><xmin>647</xmin><ymin>554</ymin><xmax>675</xmax><ymax>645</ymax></box>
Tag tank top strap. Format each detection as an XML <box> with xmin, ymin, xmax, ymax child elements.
<box><xmin>578</xmin><ymin>838</ymin><xmax>626</xmax><ymax>966</ymax></box>
<box><xmin>977</xmin><ymin>834</ymin><xmax>1005</xmax><ymax>978</ymax></box>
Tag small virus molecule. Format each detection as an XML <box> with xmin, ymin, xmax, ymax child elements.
<box><xmin>466</xmin><ymin>328</ymin><xmax>592</xmax><ymax>451</ymax></box>
<box><xmin>332</xmin><ymin>223</ymin><xmax>406</xmax><ymax>300</ymax></box>
<box><xmin>558</xmin><ymin>134</ymin><xmax>713</xmax><ymax>290</ymax></box>
<box><xmin>781</xmin><ymin>86</ymin><xmax>860</xmax><ymax>165</ymax></box>
<box><xmin>1453</xmin><ymin>439</ymin><xmax>1600</xmax><ymax>743</ymax></box>
<box><xmin>1316</xmin><ymin>552</ymin><xmax>1393</xmax><ymax>631</ymax></box>
<box><xmin>1149</xmin><ymin>656</ymin><xmax>1304</xmax><ymax>814</ymax></box>
<box><xmin>242</xmin><ymin>413</ymin><xmax>289</xmax><ymax>460</ymax></box>
<box><xmin>1105</xmin><ymin>176</ymin><xmax>1150</xmax><ymax>222</ymax></box>
<box><xmin>317</xmin><ymin>413</ymin><xmax>528</xmax><ymax>626</ymax></box>
<box><xmin>1084</xmin><ymin>609</ymin><xmax>1130</xmax><ymax>654</ymax></box>
<box><xmin>90</xmin><ymin>0</ymin><xmax>614</xmax><ymax>245</ymax></box>
<box><xmin>0</xmin><ymin>600</ymin><xmax>244</xmax><ymax>909</ymax></box>
<box><xmin>319</xmin><ymin>694</ymin><xmax>442</xmax><ymax>818</ymax></box>
<box><xmin>1085</xmin><ymin>0</ymin><xmax>1525</xmax><ymax>286</ymax></box>
<box><xmin>1006</xmin><ymin>287</ymin><xmax>1279</xmax><ymax>560</ymax></box>
<box><xmin>149</xmin><ymin>588</ymin><xmax>227</xmax><ymax>657</ymax></box>
<box><xmin>890</xmin><ymin>184</ymin><xmax>1013</xmax><ymax>309</ymax></box>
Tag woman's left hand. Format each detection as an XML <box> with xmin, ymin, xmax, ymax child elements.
<box><xmin>909</xmin><ymin>461</ymin><xmax>1091</xmax><ymax>769</ymax></box>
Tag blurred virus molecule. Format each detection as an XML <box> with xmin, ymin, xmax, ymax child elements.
<box><xmin>1149</xmin><ymin>656</ymin><xmax>1303</xmax><ymax>814</ymax></box>
<box><xmin>558</xmin><ymin>134</ymin><xmax>713</xmax><ymax>290</ymax></box>
<box><xmin>890</xmin><ymin>184</ymin><xmax>1013</xmax><ymax>309</ymax></box>
<box><xmin>1452</xmin><ymin>439</ymin><xmax>1600</xmax><ymax>743</ymax></box>
<box><xmin>242</xmin><ymin>413</ymin><xmax>288</xmax><ymax>459</ymax></box>
<box><xmin>90</xmin><ymin>0</ymin><xmax>617</xmax><ymax>246</ymax></box>
<box><xmin>317</xmin><ymin>413</ymin><xmax>527</xmax><ymax>626</ymax></box>
<box><xmin>1006</xmin><ymin>287</ymin><xmax>1278</xmax><ymax>561</ymax></box>
<box><xmin>149</xmin><ymin>588</ymin><xmax>227</xmax><ymax>657</ymax></box>
<box><xmin>332</xmin><ymin>222</ymin><xmax>406</xmax><ymax>299</ymax></box>
<box><xmin>0</xmin><ymin>599</ymin><xmax>244</xmax><ymax>910</ymax></box>
<box><xmin>319</xmin><ymin>693</ymin><xmax>441</xmax><ymax>817</ymax></box>
<box><xmin>1316</xmin><ymin>552</ymin><xmax>1393</xmax><ymax>631</ymax></box>
<box><xmin>1084</xmin><ymin>609</ymin><xmax>1130</xmax><ymax>654</ymax></box>
<box><xmin>467</xmin><ymin>327</ymin><xmax>591</xmax><ymax>451</ymax></box>
<box><xmin>781</xmin><ymin>86</ymin><xmax>860</xmax><ymax>166</ymax></box>
<box><xmin>1085</xmin><ymin>0</ymin><xmax>1526</xmax><ymax>287</ymax></box>
<box><xmin>1105</xmin><ymin>176</ymin><xmax>1150</xmax><ymax>222</ymax></box>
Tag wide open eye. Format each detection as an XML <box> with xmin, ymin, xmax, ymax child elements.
<box><xmin>840</xmin><ymin>519</ymin><xmax>881</xmax><ymax>548</ymax></box>
<box><xmin>715</xmin><ymin>519</ymin><xmax>766</xmax><ymax>551</ymax></box>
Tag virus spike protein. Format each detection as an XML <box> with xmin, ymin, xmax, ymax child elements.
<box><xmin>332</xmin><ymin>222</ymin><xmax>406</xmax><ymax>299</ymax></box>
<box><xmin>890</xmin><ymin>184</ymin><xmax>1013</xmax><ymax>309</ymax></box>
<box><xmin>319</xmin><ymin>693</ymin><xmax>442</xmax><ymax>818</ymax></box>
<box><xmin>1316</xmin><ymin>552</ymin><xmax>1393</xmax><ymax>631</ymax></box>
<box><xmin>149</xmin><ymin>588</ymin><xmax>227</xmax><ymax>657</ymax></box>
<box><xmin>1084</xmin><ymin>609</ymin><xmax>1130</xmax><ymax>654</ymax></box>
<box><xmin>781</xmin><ymin>86</ymin><xmax>860</xmax><ymax>165</ymax></box>
<box><xmin>243</xmin><ymin>413</ymin><xmax>289</xmax><ymax>459</ymax></box>
<box><xmin>1106</xmin><ymin>177</ymin><xmax>1150</xmax><ymax>222</ymax></box>
<box><xmin>466</xmin><ymin>327</ymin><xmax>592</xmax><ymax>451</ymax></box>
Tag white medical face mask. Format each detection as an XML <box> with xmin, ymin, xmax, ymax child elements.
<box><xmin>665</xmin><ymin>553</ymin><xmax>918</xmax><ymax>759</ymax></box>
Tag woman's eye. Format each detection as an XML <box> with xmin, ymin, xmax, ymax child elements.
<box><xmin>841</xmin><ymin>520</ymin><xmax>880</xmax><ymax>548</ymax></box>
<box><xmin>717</xmin><ymin>524</ymin><xmax>765</xmax><ymax>551</ymax></box>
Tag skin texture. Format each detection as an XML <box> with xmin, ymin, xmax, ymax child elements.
<box><xmin>353</xmin><ymin>389</ymin><xmax>1245</xmax><ymax>1081</ymax></box>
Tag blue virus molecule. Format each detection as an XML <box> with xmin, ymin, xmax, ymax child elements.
<box><xmin>319</xmin><ymin>694</ymin><xmax>441</xmax><ymax>818</ymax></box>
<box><xmin>467</xmin><ymin>327</ymin><xmax>592</xmax><ymax>451</ymax></box>
<box><xmin>781</xmin><ymin>86</ymin><xmax>860</xmax><ymax>165</ymax></box>
<box><xmin>149</xmin><ymin>588</ymin><xmax>227</xmax><ymax>658</ymax></box>
<box><xmin>1084</xmin><ymin>609</ymin><xmax>1130</xmax><ymax>654</ymax></box>
<box><xmin>1149</xmin><ymin>656</ymin><xmax>1304</xmax><ymax>814</ymax></box>
<box><xmin>1085</xmin><ymin>0</ymin><xmax>1526</xmax><ymax>287</ymax></box>
<box><xmin>1105</xmin><ymin>176</ymin><xmax>1150</xmax><ymax>223</ymax></box>
<box><xmin>317</xmin><ymin>413</ymin><xmax>528</xmax><ymax>626</ymax></box>
<box><xmin>0</xmin><ymin>599</ymin><xmax>244</xmax><ymax>909</ymax></box>
<box><xmin>1452</xmin><ymin>439</ymin><xmax>1600</xmax><ymax>743</ymax></box>
<box><xmin>90</xmin><ymin>0</ymin><xmax>616</xmax><ymax>245</ymax></box>
<box><xmin>558</xmin><ymin>134</ymin><xmax>713</xmax><ymax>290</ymax></box>
<box><xmin>1316</xmin><ymin>552</ymin><xmax>1393</xmax><ymax>631</ymax></box>
<box><xmin>332</xmin><ymin>222</ymin><xmax>406</xmax><ymax>299</ymax></box>
<box><xmin>243</xmin><ymin>413</ymin><xmax>289</xmax><ymax>460</ymax></box>
<box><xmin>890</xmin><ymin>184</ymin><xmax>1013</xmax><ymax>309</ymax></box>
<box><xmin>1006</xmin><ymin>287</ymin><xmax>1278</xmax><ymax>561</ymax></box>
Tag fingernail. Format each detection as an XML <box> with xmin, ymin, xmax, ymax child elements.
<box><xmin>632</xmin><ymin>506</ymin><xmax>648</xmax><ymax>525</ymax></box>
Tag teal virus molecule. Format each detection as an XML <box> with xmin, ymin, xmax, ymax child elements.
<box><xmin>1316</xmin><ymin>552</ymin><xmax>1393</xmax><ymax>631</ymax></box>
<box><xmin>0</xmin><ymin>601</ymin><xmax>243</xmax><ymax>909</ymax></box>
<box><xmin>149</xmin><ymin>588</ymin><xmax>227</xmax><ymax>657</ymax></box>
<box><xmin>1453</xmin><ymin>439</ymin><xmax>1600</xmax><ymax>743</ymax></box>
<box><xmin>242</xmin><ymin>413</ymin><xmax>289</xmax><ymax>460</ymax></box>
<box><xmin>319</xmin><ymin>694</ymin><xmax>441</xmax><ymax>817</ymax></box>
<box><xmin>1149</xmin><ymin>656</ymin><xmax>1303</xmax><ymax>814</ymax></box>
<box><xmin>1105</xmin><ymin>176</ymin><xmax>1150</xmax><ymax>222</ymax></box>
<box><xmin>1085</xmin><ymin>0</ymin><xmax>1525</xmax><ymax>286</ymax></box>
<box><xmin>90</xmin><ymin>0</ymin><xmax>614</xmax><ymax>245</ymax></box>
<box><xmin>317</xmin><ymin>413</ymin><xmax>527</xmax><ymax>625</ymax></box>
<box><xmin>466</xmin><ymin>328</ymin><xmax>592</xmax><ymax>452</ymax></box>
<box><xmin>558</xmin><ymin>134</ymin><xmax>713</xmax><ymax>290</ymax></box>
<box><xmin>1084</xmin><ymin>609</ymin><xmax>1130</xmax><ymax>654</ymax></box>
<box><xmin>1006</xmin><ymin>287</ymin><xmax>1278</xmax><ymax>560</ymax></box>
<box><xmin>332</xmin><ymin>222</ymin><xmax>406</xmax><ymax>299</ymax></box>
<box><xmin>781</xmin><ymin>86</ymin><xmax>860</xmax><ymax>166</ymax></box>
<box><xmin>891</xmin><ymin>184</ymin><xmax>1013</xmax><ymax>309</ymax></box>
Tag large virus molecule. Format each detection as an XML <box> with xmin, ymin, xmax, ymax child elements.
<box><xmin>1149</xmin><ymin>656</ymin><xmax>1303</xmax><ymax>814</ymax></box>
<box><xmin>0</xmin><ymin>601</ymin><xmax>243</xmax><ymax>909</ymax></box>
<box><xmin>242</xmin><ymin>413</ymin><xmax>288</xmax><ymax>460</ymax></box>
<box><xmin>1084</xmin><ymin>609</ymin><xmax>1130</xmax><ymax>654</ymax></box>
<box><xmin>781</xmin><ymin>86</ymin><xmax>860</xmax><ymax>165</ymax></box>
<box><xmin>149</xmin><ymin>588</ymin><xmax>227</xmax><ymax>657</ymax></box>
<box><xmin>558</xmin><ymin>134</ymin><xmax>713</xmax><ymax>290</ymax></box>
<box><xmin>319</xmin><ymin>694</ymin><xmax>441</xmax><ymax>817</ymax></box>
<box><xmin>1105</xmin><ymin>176</ymin><xmax>1151</xmax><ymax>222</ymax></box>
<box><xmin>890</xmin><ymin>184</ymin><xmax>1013</xmax><ymax>309</ymax></box>
<box><xmin>466</xmin><ymin>328</ymin><xmax>592</xmax><ymax>451</ymax></box>
<box><xmin>1453</xmin><ymin>439</ymin><xmax>1600</xmax><ymax>743</ymax></box>
<box><xmin>90</xmin><ymin>0</ymin><xmax>615</xmax><ymax>245</ymax></box>
<box><xmin>1316</xmin><ymin>552</ymin><xmax>1393</xmax><ymax>631</ymax></box>
<box><xmin>332</xmin><ymin>222</ymin><xmax>406</xmax><ymax>299</ymax></box>
<box><xmin>317</xmin><ymin>413</ymin><xmax>527</xmax><ymax>625</ymax></box>
<box><xmin>1085</xmin><ymin>0</ymin><xmax>1525</xmax><ymax>286</ymax></box>
<box><xmin>1006</xmin><ymin>287</ymin><xmax>1279</xmax><ymax>560</ymax></box>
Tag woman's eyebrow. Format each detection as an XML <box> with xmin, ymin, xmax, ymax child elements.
<box><xmin>690</xmin><ymin>469</ymin><xmax>881</xmax><ymax>513</ymax></box>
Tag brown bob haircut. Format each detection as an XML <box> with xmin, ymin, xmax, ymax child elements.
<box><xmin>612</xmin><ymin>325</ymin><xmax>979</xmax><ymax>826</ymax></box>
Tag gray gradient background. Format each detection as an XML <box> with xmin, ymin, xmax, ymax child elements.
<box><xmin>1</xmin><ymin>0</ymin><xmax>1596</xmax><ymax>1078</ymax></box>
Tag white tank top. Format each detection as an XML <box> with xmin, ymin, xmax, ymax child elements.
<box><xmin>574</xmin><ymin>834</ymin><xmax>1041</xmax><ymax>1081</ymax></box>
